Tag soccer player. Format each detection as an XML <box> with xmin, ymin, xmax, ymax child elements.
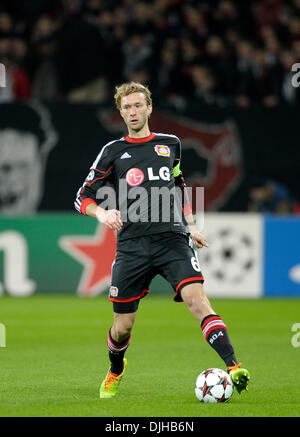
<box><xmin>75</xmin><ymin>82</ymin><xmax>250</xmax><ymax>398</ymax></box>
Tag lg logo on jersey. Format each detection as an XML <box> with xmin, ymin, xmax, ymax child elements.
<box><xmin>148</xmin><ymin>167</ymin><xmax>170</xmax><ymax>181</ymax></box>
<box><xmin>126</xmin><ymin>167</ymin><xmax>170</xmax><ymax>187</ymax></box>
<box><xmin>126</xmin><ymin>168</ymin><xmax>144</xmax><ymax>187</ymax></box>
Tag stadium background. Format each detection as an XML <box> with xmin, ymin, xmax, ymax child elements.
<box><xmin>0</xmin><ymin>0</ymin><xmax>299</xmax><ymax>298</ymax></box>
<box><xmin>0</xmin><ymin>0</ymin><xmax>300</xmax><ymax>419</ymax></box>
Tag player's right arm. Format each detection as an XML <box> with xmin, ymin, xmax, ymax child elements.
<box><xmin>74</xmin><ymin>143</ymin><xmax>123</xmax><ymax>231</ymax></box>
<box><xmin>85</xmin><ymin>203</ymin><xmax>123</xmax><ymax>231</ymax></box>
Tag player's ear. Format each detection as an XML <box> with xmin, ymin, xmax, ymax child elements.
<box><xmin>147</xmin><ymin>105</ymin><xmax>152</xmax><ymax>118</ymax></box>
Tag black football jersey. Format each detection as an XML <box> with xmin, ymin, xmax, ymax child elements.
<box><xmin>75</xmin><ymin>132</ymin><xmax>189</xmax><ymax>241</ymax></box>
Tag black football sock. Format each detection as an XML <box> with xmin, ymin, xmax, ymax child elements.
<box><xmin>107</xmin><ymin>328</ymin><xmax>131</xmax><ymax>375</ymax></box>
<box><xmin>201</xmin><ymin>314</ymin><xmax>238</xmax><ymax>368</ymax></box>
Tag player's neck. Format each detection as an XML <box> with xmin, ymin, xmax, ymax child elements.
<box><xmin>127</xmin><ymin>125</ymin><xmax>151</xmax><ymax>139</ymax></box>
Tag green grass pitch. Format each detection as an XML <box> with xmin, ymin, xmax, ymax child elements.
<box><xmin>0</xmin><ymin>294</ymin><xmax>300</xmax><ymax>417</ymax></box>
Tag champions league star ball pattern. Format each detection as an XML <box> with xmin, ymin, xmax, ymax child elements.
<box><xmin>195</xmin><ymin>368</ymin><xmax>234</xmax><ymax>403</ymax></box>
<box><xmin>202</xmin><ymin>228</ymin><xmax>254</xmax><ymax>284</ymax></box>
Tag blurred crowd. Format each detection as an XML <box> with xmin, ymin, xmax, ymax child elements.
<box><xmin>1</xmin><ymin>0</ymin><xmax>300</xmax><ymax>106</ymax></box>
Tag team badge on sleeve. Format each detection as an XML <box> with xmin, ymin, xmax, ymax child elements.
<box><xmin>86</xmin><ymin>170</ymin><xmax>95</xmax><ymax>181</ymax></box>
<box><xmin>154</xmin><ymin>145</ymin><xmax>170</xmax><ymax>157</ymax></box>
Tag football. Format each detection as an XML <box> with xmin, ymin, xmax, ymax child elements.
<box><xmin>195</xmin><ymin>368</ymin><xmax>234</xmax><ymax>403</ymax></box>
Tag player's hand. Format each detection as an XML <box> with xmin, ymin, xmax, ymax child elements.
<box><xmin>96</xmin><ymin>208</ymin><xmax>123</xmax><ymax>231</ymax></box>
<box><xmin>189</xmin><ymin>226</ymin><xmax>209</xmax><ymax>249</ymax></box>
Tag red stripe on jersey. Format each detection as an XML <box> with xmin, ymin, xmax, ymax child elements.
<box><xmin>89</xmin><ymin>165</ymin><xmax>113</xmax><ymax>181</ymax></box>
<box><xmin>183</xmin><ymin>202</ymin><xmax>192</xmax><ymax>216</ymax></box>
<box><xmin>80</xmin><ymin>198</ymin><xmax>97</xmax><ymax>215</ymax></box>
<box><xmin>79</xmin><ymin>165</ymin><xmax>113</xmax><ymax>202</ymax></box>
<box><xmin>177</xmin><ymin>172</ymin><xmax>192</xmax><ymax>215</ymax></box>
<box><xmin>90</xmin><ymin>168</ymin><xmax>108</xmax><ymax>174</ymax></box>
<box><xmin>125</xmin><ymin>133</ymin><xmax>155</xmax><ymax>143</ymax></box>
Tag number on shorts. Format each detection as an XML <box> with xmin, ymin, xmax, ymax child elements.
<box><xmin>191</xmin><ymin>255</ymin><xmax>201</xmax><ymax>272</ymax></box>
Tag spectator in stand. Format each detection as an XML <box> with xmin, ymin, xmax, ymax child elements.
<box><xmin>82</xmin><ymin>0</ymin><xmax>104</xmax><ymax>27</ymax></box>
<box><xmin>129</xmin><ymin>1</ymin><xmax>156</xmax><ymax>40</ymax></box>
<box><xmin>235</xmin><ymin>46</ymin><xmax>281</xmax><ymax>108</ymax></box>
<box><xmin>292</xmin><ymin>38</ymin><xmax>300</xmax><ymax>58</ymax></box>
<box><xmin>288</xmin><ymin>14</ymin><xmax>300</xmax><ymax>41</ymax></box>
<box><xmin>248</xmin><ymin>176</ymin><xmax>294</xmax><ymax>214</ymax></box>
<box><xmin>182</xmin><ymin>4</ymin><xmax>209</xmax><ymax>45</ymax></box>
<box><xmin>279</xmin><ymin>49</ymin><xmax>300</xmax><ymax>104</ymax></box>
<box><xmin>0</xmin><ymin>0</ymin><xmax>299</xmax><ymax>107</ymax></box>
<box><xmin>153</xmin><ymin>39</ymin><xmax>186</xmax><ymax>101</ymax></box>
<box><xmin>0</xmin><ymin>11</ymin><xmax>14</xmax><ymax>37</ymax></box>
<box><xmin>58</xmin><ymin>5</ymin><xmax>105</xmax><ymax>98</ymax></box>
<box><xmin>11</xmin><ymin>37</ymin><xmax>29</xmax><ymax>71</ymax></box>
<box><xmin>235</xmin><ymin>40</ymin><xmax>254</xmax><ymax>108</ymax></box>
<box><xmin>0</xmin><ymin>37</ymin><xmax>31</xmax><ymax>102</ymax></box>
<box><xmin>29</xmin><ymin>15</ymin><xmax>62</xmax><ymax>99</ymax></box>
<box><xmin>190</xmin><ymin>64</ymin><xmax>217</xmax><ymax>105</ymax></box>
<box><xmin>290</xmin><ymin>0</ymin><xmax>300</xmax><ymax>17</ymax></box>
<box><xmin>180</xmin><ymin>36</ymin><xmax>203</xmax><ymax>69</ymax></box>
<box><xmin>122</xmin><ymin>33</ymin><xmax>153</xmax><ymax>81</ymax></box>
<box><xmin>264</xmin><ymin>34</ymin><xmax>282</xmax><ymax>65</ymax></box>
<box><xmin>204</xmin><ymin>34</ymin><xmax>235</xmax><ymax>100</ymax></box>
<box><xmin>212</xmin><ymin>0</ymin><xmax>241</xmax><ymax>36</ymax></box>
<box><xmin>252</xmin><ymin>47</ymin><xmax>281</xmax><ymax>107</ymax></box>
<box><xmin>255</xmin><ymin>0</ymin><xmax>285</xmax><ymax>28</ymax></box>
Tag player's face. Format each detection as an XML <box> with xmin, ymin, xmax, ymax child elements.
<box><xmin>120</xmin><ymin>92</ymin><xmax>152</xmax><ymax>134</ymax></box>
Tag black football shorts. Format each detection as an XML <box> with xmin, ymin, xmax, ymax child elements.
<box><xmin>109</xmin><ymin>232</ymin><xmax>204</xmax><ymax>313</ymax></box>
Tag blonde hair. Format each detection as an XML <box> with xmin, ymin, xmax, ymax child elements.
<box><xmin>114</xmin><ymin>82</ymin><xmax>152</xmax><ymax>110</ymax></box>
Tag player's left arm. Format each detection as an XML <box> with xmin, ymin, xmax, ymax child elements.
<box><xmin>185</xmin><ymin>215</ymin><xmax>209</xmax><ymax>249</ymax></box>
<box><xmin>173</xmin><ymin>159</ymin><xmax>208</xmax><ymax>249</ymax></box>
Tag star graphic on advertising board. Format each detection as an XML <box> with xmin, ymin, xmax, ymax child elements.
<box><xmin>59</xmin><ymin>225</ymin><xmax>116</xmax><ymax>296</ymax></box>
